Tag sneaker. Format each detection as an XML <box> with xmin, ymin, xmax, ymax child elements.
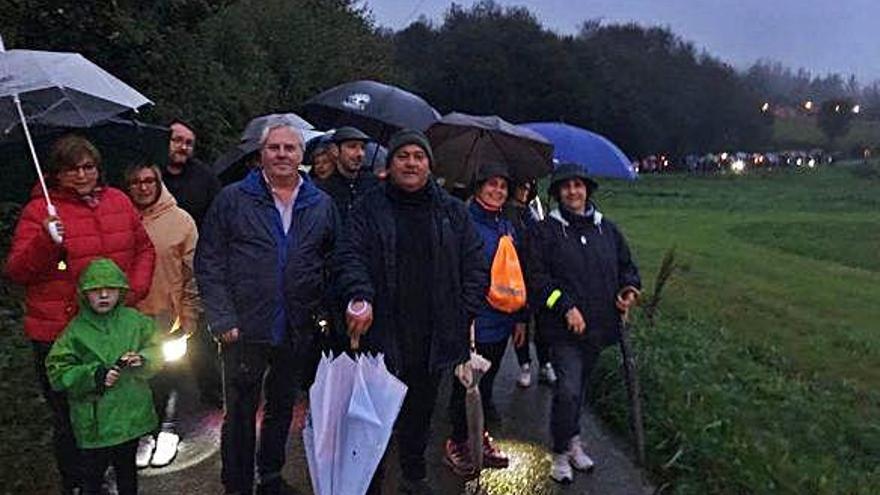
<box><xmin>150</xmin><ymin>431</ymin><xmax>180</xmax><ymax>467</ymax></box>
<box><xmin>443</xmin><ymin>438</ymin><xmax>476</xmax><ymax>479</ymax></box>
<box><xmin>566</xmin><ymin>435</ymin><xmax>595</xmax><ymax>471</ymax></box>
<box><xmin>550</xmin><ymin>453</ymin><xmax>573</xmax><ymax>483</ymax></box>
<box><xmin>135</xmin><ymin>435</ymin><xmax>155</xmax><ymax>469</ymax></box>
<box><xmin>517</xmin><ymin>363</ymin><xmax>532</xmax><ymax>388</ymax></box>
<box><xmin>482</xmin><ymin>431</ymin><xmax>509</xmax><ymax>469</ymax></box>
<box><xmin>539</xmin><ymin>362</ymin><xmax>558</xmax><ymax>385</ymax></box>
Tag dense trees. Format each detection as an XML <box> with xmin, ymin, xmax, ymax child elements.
<box><xmin>0</xmin><ymin>0</ymin><xmax>873</xmax><ymax>162</ymax></box>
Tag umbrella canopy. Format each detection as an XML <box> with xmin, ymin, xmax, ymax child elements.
<box><xmin>335</xmin><ymin>354</ymin><xmax>407</xmax><ymax>495</ymax></box>
<box><xmin>454</xmin><ymin>322</ymin><xmax>493</xmax><ymax>477</ymax></box>
<box><xmin>305</xmin><ymin>352</ymin><xmax>406</xmax><ymax>495</ymax></box>
<box><xmin>520</xmin><ymin>122</ymin><xmax>637</xmax><ymax>180</ymax></box>
<box><xmin>0</xmin><ymin>43</ymin><xmax>152</xmax><ymax>226</ymax></box>
<box><xmin>427</xmin><ymin>112</ymin><xmax>554</xmax><ymax>191</ymax></box>
<box><xmin>0</xmin><ymin>118</ymin><xmax>168</xmax><ymax>203</ymax></box>
<box><xmin>0</xmin><ymin>49</ymin><xmax>152</xmax><ymax>132</ymax></box>
<box><xmin>302</xmin><ymin>80</ymin><xmax>440</xmax><ymax>143</ymax></box>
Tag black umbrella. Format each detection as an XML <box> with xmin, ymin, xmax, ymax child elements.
<box><xmin>301</xmin><ymin>80</ymin><xmax>440</xmax><ymax>144</ymax></box>
<box><xmin>0</xmin><ymin>118</ymin><xmax>168</xmax><ymax>203</ymax></box>
<box><xmin>426</xmin><ymin>112</ymin><xmax>554</xmax><ymax>190</ymax></box>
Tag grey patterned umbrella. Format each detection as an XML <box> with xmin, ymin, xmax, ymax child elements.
<box><xmin>302</xmin><ymin>80</ymin><xmax>440</xmax><ymax>143</ymax></box>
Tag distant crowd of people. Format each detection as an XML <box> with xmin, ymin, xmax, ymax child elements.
<box><xmin>6</xmin><ymin>115</ymin><xmax>641</xmax><ymax>495</ymax></box>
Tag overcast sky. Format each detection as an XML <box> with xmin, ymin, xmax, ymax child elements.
<box><xmin>362</xmin><ymin>0</ymin><xmax>880</xmax><ymax>84</ymax></box>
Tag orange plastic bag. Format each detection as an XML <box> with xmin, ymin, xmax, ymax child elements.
<box><xmin>486</xmin><ymin>235</ymin><xmax>527</xmax><ymax>313</ymax></box>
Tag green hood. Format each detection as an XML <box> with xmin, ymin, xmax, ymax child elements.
<box><xmin>78</xmin><ymin>258</ymin><xmax>130</xmax><ymax>294</ymax></box>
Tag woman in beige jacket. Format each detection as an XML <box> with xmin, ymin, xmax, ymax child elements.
<box><xmin>125</xmin><ymin>162</ymin><xmax>199</xmax><ymax>469</ymax></box>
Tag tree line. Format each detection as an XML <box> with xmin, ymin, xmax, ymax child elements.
<box><xmin>1</xmin><ymin>0</ymin><xmax>875</xmax><ymax>162</ymax></box>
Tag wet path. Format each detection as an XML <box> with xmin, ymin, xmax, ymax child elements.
<box><xmin>141</xmin><ymin>343</ymin><xmax>652</xmax><ymax>494</ymax></box>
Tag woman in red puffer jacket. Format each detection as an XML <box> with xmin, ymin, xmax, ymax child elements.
<box><xmin>4</xmin><ymin>134</ymin><xmax>155</xmax><ymax>494</ymax></box>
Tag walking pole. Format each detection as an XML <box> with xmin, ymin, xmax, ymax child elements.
<box><xmin>619</xmin><ymin>308</ymin><xmax>646</xmax><ymax>466</ymax></box>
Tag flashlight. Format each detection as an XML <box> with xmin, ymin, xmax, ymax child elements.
<box><xmin>162</xmin><ymin>335</ymin><xmax>188</xmax><ymax>362</ymax></box>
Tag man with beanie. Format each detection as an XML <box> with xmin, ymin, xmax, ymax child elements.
<box><xmin>335</xmin><ymin>129</ymin><xmax>488</xmax><ymax>494</ymax></box>
<box><xmin>315</xmin><ymin>126</ymin><xmax>378</xmax><ymax>224</ymax></box>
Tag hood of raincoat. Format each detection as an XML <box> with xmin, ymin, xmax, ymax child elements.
<box><xmin>77</xmin><ymin>258</ymin><xmax>130</xmax><ymax>315</ymax></box>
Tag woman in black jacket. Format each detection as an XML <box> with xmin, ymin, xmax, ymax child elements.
<box><xmin>524</xmin><ymin>163</ymin><xmax>641</xmax><ymax>484</ymax></box>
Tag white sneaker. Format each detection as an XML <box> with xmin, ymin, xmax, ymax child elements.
<box><xmin>150</xmin><ymin>431</ymin><xmax>180</xmax><ymax>467</ymax></box>
<box><xmin>550</xmin><ymin>453</ymin><xmax>573</xmax><ymax>483</ymax></box>
<box><xmin>539</xmin><ymin>362</ymin><xmax>558</xmax><ymax>385</ymax></box>
<box><xmin>517</xmin><ymin>363</ymin><xmax>532</xmax><ymax>388</ymax></box>
<box><xmin>567</xmin><ymin>435</ymin><xmax>595</xmax><ymax>471</ymax></box>
<box><xmin>135</xmin><ymin>435</ymin><xmax>155</xmax><ymax>469</ymax></box>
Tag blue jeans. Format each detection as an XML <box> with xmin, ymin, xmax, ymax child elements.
<box><xmin>549</xmin><ymin>341</ymin><xmax>601</xmax><ymax>453</ymax></box>
<box><xmin>220</xmin><ymin>341</ymin><xmax>304</xmax><ymax>494</ymax></box>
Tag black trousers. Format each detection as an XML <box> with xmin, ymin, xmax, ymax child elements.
<box><xmin>449</xmin><ymin>339</ymin><xmax>508</xmax><ymax>442</ymax></box>
<box><xmin>82</xmin><ymin>439</ymin><xmax>138</xmax><ymax>495</ymax></box>
<box><xmin>367</xmin><ymin>365</ymin><xmax>442</xmax><ymax>493</ymax></box>
<box><xmin>515</xmin><ymin>321</ymin><xmax>552</xmax><ymax>367</ymax></box>
<box><xmin>549</xmin><ymin>341</ymin><xmax>601</xmax><ymax>453</ymax></box>
<box><xmin>220</xmin><ymin>341</ymin><xmax>303</xmax><ymax>494</ymax></box>
<box><xmin>32</xmin><ymin>341</ymin><xmax>84</xmax><ymax>492</ymax></box>
<box><xmin>150</xmin><ymin>360</ymin><xmax>185</xmax><ymax>432</ymax></box>
<box><xmin>192</xmin><ymin>316</ymin><xmax>223</xmax><ymax>406</ymax></box>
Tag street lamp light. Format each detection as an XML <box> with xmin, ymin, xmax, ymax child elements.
<box><xmin>852</xmin><ymin>104</ymin><xmax>861</xmax><ymax>114</ymax></box>
<box><xmin>804</xmin><ymin>100</ymin><xmax>813</xmax><ymax>111</ymax></box>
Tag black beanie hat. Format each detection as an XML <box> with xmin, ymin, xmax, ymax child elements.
<box><xmin>549</xmin><ymin>162</ymin><xmax>598</xmax><ymax>200</ymax></box>
<box><xmin>386</xmin><ymin>129</ymin><xmax>434</xmax><ymax>168</ymax></box>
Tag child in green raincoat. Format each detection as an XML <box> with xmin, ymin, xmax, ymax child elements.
<box><xmin>46</xmin><ymin>258</ymin><xmax>162</xmax><ymax>495</ymax></box>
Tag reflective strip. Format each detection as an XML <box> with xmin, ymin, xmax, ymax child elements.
<box><xmin>546</xmin><ymin>289</ymin><xmax>562</xmax><ymax>309</ymax></box>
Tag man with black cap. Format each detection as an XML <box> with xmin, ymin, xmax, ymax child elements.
<box><xmin>335</xmin><ymin>129</ymin><xmax>488</xmax><ymax>494</ymax></box>
<box><xmin>315</xmin><ymin>126</ymin><xmax>378</xmax><ymax>223</ymax></box>
<box><xmin>524</xmin><ymin>162</ymin><xmax>641</xmax><ymax>484</ymax></box>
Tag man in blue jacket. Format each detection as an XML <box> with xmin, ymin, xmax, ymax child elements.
<box><xmin>195</xmin><ymin>120</ymin><xmax>337</xmax><ymax>495</ymax></box>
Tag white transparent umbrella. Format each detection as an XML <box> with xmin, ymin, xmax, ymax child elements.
<box><xmin>0</xmin><ymin>37</ymin><xmax>152</xmax><ymax>239</ymax></box>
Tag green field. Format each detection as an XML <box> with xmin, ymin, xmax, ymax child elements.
<box><xmin>589</xmin><ymin>162</ymin><xmax>880</xmax><ymax>494</ymax></box>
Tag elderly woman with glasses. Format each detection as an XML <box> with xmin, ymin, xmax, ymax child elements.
<box><xmin>5</xmin><ymin>134</ymin><xmax>155</xmax><ymax>495</ymax></box>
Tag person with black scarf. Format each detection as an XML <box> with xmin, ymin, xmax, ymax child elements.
<box><xmin>335</xmin><ymin>129</ymin><xmax>487</xmax><ymax>495</ymax></box>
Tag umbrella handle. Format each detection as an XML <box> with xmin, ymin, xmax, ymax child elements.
<box><xmin>350</xmin><ymin>335</ymin><xmax>360</xmax><ymax>352</ymax></box>
<box><xmin>469</xmin><ymin>321</ymin><xmax>476</xmax><ymax>353</ymax></box>
<box><xmin>14</xmin><ymin>94</ymin><xmax>63</xmax><ymax>244</ymax></box>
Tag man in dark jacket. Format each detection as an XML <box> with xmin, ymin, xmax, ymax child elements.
<box><xmin>315</xmin><ymin>126</ymin><xmax>378</xmax><ymax>223</ymax></box>
<box><xmin>525</xmin><ymin>162</ymin><xmax>640</xmax><ymax>484</ymax></box>
<box><xmin>336</xmin><ymin>129</ymin><xmax>488</xmax><ymax>495</ymax></box>
<box><xmin>164</xmin><ymin>119</ymin><xmax>221</xmax><ymax>228</ymax></box>
<box><xmin>195</xmin><ymin>122</ymin><xmax>337</xmax><ymax>495</ymax></box>
<box><xmin>164</xmin><ymin>118</ymin><xmax>224</xmax><ymax>408</ymax></box>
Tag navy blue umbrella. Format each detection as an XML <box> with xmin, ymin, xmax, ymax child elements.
<box><xmin>520</xmin><ymin>122</ymin><xmax>637</xmax><ymax>180</ymax></box>
<box><xmin>301</xmin><ymin>80</ymin><xmax>440</xmax><ymax>144</ymax></box>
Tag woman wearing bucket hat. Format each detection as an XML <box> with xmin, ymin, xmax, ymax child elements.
<box><xmin>524</xmin><ymin>162</ymin><xmax>641</xmax><ymax>483</ymax></box>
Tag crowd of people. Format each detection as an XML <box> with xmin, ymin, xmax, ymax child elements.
<box><xmin>5</xmin><ymin>115</ymin><xmax>641</xmax><ymax>495</ymax></box>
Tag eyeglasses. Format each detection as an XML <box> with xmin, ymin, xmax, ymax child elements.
<box><xmin>128</xmin><ymin>177</ymin><xmax>158</xmax><ymax>187</ymax></box>
<box><xmin>61</xmin><ymin>163</ymin><xmax>98</xmax><ymax>176</ymax></box>
<box><xmin>171</xmin><ymin>136</ymin><xmax>194</xmax><ymax>148</ymax></box>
